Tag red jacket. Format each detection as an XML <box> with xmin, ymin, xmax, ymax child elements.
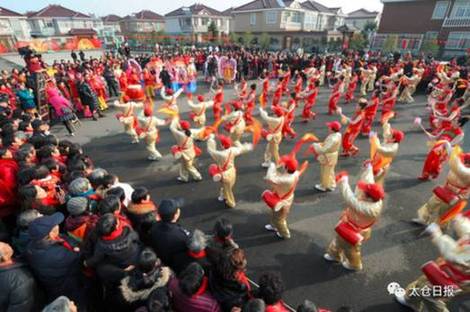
<box><xmin>0</xmin><ymin>159</ymin><xmax>19</xmax><ymax>217</ymax></box>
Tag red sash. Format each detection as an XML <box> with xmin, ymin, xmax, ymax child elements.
<box><xmin>262</xmin><ymin>176</ymin><xmax>299</xmax><ymax>210</ymax></box>
<box><xmin>209</xmin><ymin>151</ymin><xmax>233</xmax><ymax>181</ymax></box>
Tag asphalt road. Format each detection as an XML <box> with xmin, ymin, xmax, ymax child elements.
<box><xmin>52</xmin><ymin>82</ymin><xmax>470</xmax><ymax>311</ymax></box>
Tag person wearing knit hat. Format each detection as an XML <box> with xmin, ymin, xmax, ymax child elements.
<box><xmin>207</xmin><ymin>133</ymin><xmax>253</xmax><ymax>208</ymax></box>
<box><xmin>311</xmin><ymin>121</ymin><xmax>342</xmax><ymax>192</ymax></box>
<box><xmin>137</xmin><ymin>108</ymin><xmax>167</xmax><ymax>161</ymax></box>
<box><xmin>396</xmin><ymin>214</ymin><xmax>470</xmax><ymax>311</ymax></box>
<box><xmin>262</xmin><ymin>155</ymin><xmax>303</xmax><ymax>239</ymax></box>
<box><xmin>413</xmin><ymin>147</ymin><xmax>470</xmax><ymax>228</ymax></box>
<box><xmin>259</xmin><ymin>107</ymin><xmax>285</xmax><ymax>168</ymax></box>
<box><xmin>42</xmin><ymin>296</ymin><xmax>78</xmax><ymax>312</ymax></box>
<box><xmin>221</xmin><ymin>100</ymin><xmax>246</xmax><ymax>145</ymax></box>
<box><xmin>111</xmin><ymin>100</ymin><xmax>144</xmax><ymax>144</ymax></box>
<box><xmin>324</xmin><ymin>163</ymin><xmax>383</xmax><ymax>271</ymax></box>
<box><xmin>369</xmin><ymin>120</ymin><xmax>404</xmax><ymax>187</ymax></box>
<box><xmin>187</xmin><ymin>95</ymin><xmax>214</xmax><ymax>128</ymax></box>
<box><xmin>169</xmin><ymin>117</ymin><xmax>202</xmax><ymax>183</ymax></box>
<box><xmin>65</xmin><ymin>197</ymin><xmax>98</xmax><ymax>243</ymax></box>
<box><xmin>161</xmin><ymin>87</ymin><xmax>184</xmax><ymax>114</ymax></box>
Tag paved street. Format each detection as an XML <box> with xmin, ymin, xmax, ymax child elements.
<box><xmin>52</xmin><ymin>83</ymin><xmax>470</xmax><ymax>311</ymax></box>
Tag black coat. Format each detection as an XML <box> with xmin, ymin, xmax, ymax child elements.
<box><xmin>77</xmin><ymin>81</ymin><xmax>98</xmax><ymax>110</ymax></box>
<box><xmin>25</xmin><ymin>239</ymin><xmax>84</xmax><ymax>304</ymax></box>
<box><xmin>86</xmin><ymin>226</ymin><xmax>142</xmax><ymax>284</ymax></box>
<box><xmin>0</xmin><ymin>261</ymin><xmax>36</xmax><ymax>312</ymax></box>
<box><xmin>149</xmin><ymin>222</ymin><xmax>190</xmax><ymax>269</ymax></box>
<box><xmin>208</xmin><ymin>269</ymin><xmax>249</xmax><ymax>312</ymax></box>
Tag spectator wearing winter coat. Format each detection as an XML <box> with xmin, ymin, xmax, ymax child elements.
<box><xmin>11</xmin><ymin>210</ymin><xmax>41</xmax><ymax>255</ymax></box>
<box><xmin>15</xmin><ymin>84</ymin><xmax>36</xmax><ymax>113</ymax></box>
<box><xmin>46</xmin><ymin>85</ymin><xmax>75</xmax><ymax>135</ymax></box>
<box><xmin>119</xmin><ymin>248</ymin><xmax>171</xmax><ymax>311</ymax></box>
<box><xmin>173</xmin><ymin>229</ymin><xmax>211</xmax><ymax>274</ymax></box>
<box><xmin>64</xmin><ymin>197</ymin><xmax>98</xmax><ymax>244</ymax></box>
<box><xmin>0</xmin><ymin>242</ymin><xmax>37</xmax><ymax>312</ymax></box>
<box><xmin>206</xmin><ymin>218</ymin><xmax>239</xmax><ymax>266</ymax></box>
<box><xmin>84</xmin><ymin>213</ymin><xmax>142</xmax><ymax>286</ymax></box>
<box><xmin>169</xmin><ymin>262</ymin><xmax>221</xmax><ymax>312</ymax></box>
<box><xmin>0</xmin><ymin>147</ymin><xmax>19</xmax><ymax>219</ymax></box>
<box><xmin>208</xmin><ymin>248</ymin><xmax>251</xmax><ymax>312</ymax></box>
<box><xmin>77</xmin><ymin>74</ymin><xmax>101</xmax><ymax>120</ymax></box>
<box><xmin>149</xmin><ymin>198</ymin><xmax>190</xmax><ymax>270</ymax></box>
<box><xmin>126</xmin><ymin>187</ymin><xmax>157</xmax><ymax>244</ymax></box>
<box><xmin>25</xmin><ymin>212</ymin><xmax>86</xmax><ymax>308</ymax></box>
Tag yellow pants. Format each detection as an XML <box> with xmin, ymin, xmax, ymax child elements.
<box><xmin>417</xmin><ymin>195</ymin><xmax>449</xmax><ymax>226</ymax></box>
<box><xmin>399</xmin><ymin>87</ymin><xmax>415</xmax><ymax>103</ymax></box>
<box><xmin>220</xmin><ymin>168</ymin><xmax>236</xmax><ymax>208</ymax></box>
<box><xmin>144</xmin><ymin>133</ymin><xmax>162</xmax><ymax>160</ymax></box>
<box><xmin>123</xmin><ymin>122</ymin><xmax>139</xmax><ymax>143</ymax></box>
<box><xmin>264</xmin><ymin>141</ymin><xmax>280</xmax><ymax>164</ymax></box>
<box><xmin>326</xmin><ymin>229</ymin><xmax>371</xmax><ymax>270</ymax></box>
<box><xmin>179</xmin><ymin>157</ymin><xmax>202</xmax><ymax>182</ymax></box>
<box><xmin>271</xmin><ymin>206</ymin><xmax>291</xmax><ymax>239</ymax></box>
<box><xmin>320</xmin><ymin>163</ymin><xmax>336</xmax><ymax>190</ymax></box>
<box><xmin>145</xmin><ymin>86</ymin><xmax>155</xmax><ymax>99</ymax></box>
<box><xmin>360</xmin><ymin>82</ymin><xmax>367</xmax><ymax>96</ymax></box>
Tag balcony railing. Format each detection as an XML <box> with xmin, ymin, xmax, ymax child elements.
<box><xmin>443</xmin><ymin>17</ymin><xmax>470</xmax><ymax>28</ymax></box>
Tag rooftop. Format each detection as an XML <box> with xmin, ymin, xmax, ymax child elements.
<box><xmin>27</xmin><ymin>4</ymin><xmax>90</xmax><ymax>18</ymax></box>
<box><xmin>165</xmin><ymin>3</ymin><xmax>225</xmax><ymax>17</ymax></box>
<box><xmin>0</xmin><ymin>6</ymin><xmax>23</xmax><ymax>17</ymax></box>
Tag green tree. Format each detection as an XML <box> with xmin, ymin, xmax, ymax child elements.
<box><xmin>242</xmin><ymin>31</ymin><xmax>254</xmax><ymax>47</ymax></box>
<box><xmin>421</xmin><ymin>39</ymin><xmax>440</xmax><ymax>56</ymax></box>
<box><xmin>259</xmin><ymin>32</ymin><xmax>270</xmax><ymax>49</ymax></box>
<box><xmin>349</xmin><ymin>33</ymin><xmax>367</xmax><ymax>50</ymax></box>
<box><xmin>208</xmin><ymin>21</ymin><xmax>218</xmax><ymax>41</ymax></box>
<box><xmin>383</xmin><ymin>35</ymin><xmax>398</xmax><ymax>53</ymax></box>
<box><xmin>362</xmin><ymin>21</ymin><xmax>377</xmax><ymax>36</ymax></box>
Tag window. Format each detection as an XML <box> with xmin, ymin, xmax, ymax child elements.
<box><xmin>282</xmin><ymin>12</ymin><xmax>289</xmax><ymax>22</ymax></box>
<box><xmin>291</xmin><ymin>12</ymin><xmax>301</xmax><ymax>23</ymax></box>
<box><xmin>45</xmin><ymin>19</ymin><xmax>54</xmax><ymax>28</ymax></box>
<box><xmin>451</xmin><ymin>0</ymin><xmax>470</xmax><ymax>18</ymax></box>
<box><xmin>425</xmin><ymin>31</ymin><xmax>439</xmax><ymax>39</ymax></box>
<box><xmin>432</xmin><ymin>1</ymin><xmax>449</xmax><ymax>19</ymax></box>
<box><xmin>266</xmin><ymin>11</ymin><xmax>277</xmax><ymax>24</ymax></box>
<box><xmin>446</xmin><ymin>32</ymin><xmax>470</xmax><ymax>49</ymax></box>
<box><xmin>250</xmin><ymin>13</ymin><xmax>256</xmax><ymax>25</ymax></box>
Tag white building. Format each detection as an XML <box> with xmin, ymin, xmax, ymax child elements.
<box><xmin>165</xmin><ymin>3</ymin><xmax>231</xmax><ymax>42</ymax></box>
<box><xmin>27</xmin><ymin>5</ymin><xmax>103</xmax><ymax>38</ymax></box>
<box><xmin>345</xmin><ymin>9</ymin><xmax>381</xmax><ymax>31</ymax></box>
<box><xmin>0</xmin><ymin>7</ymin><xmax>30</xmax><ymax>51</ymax></box>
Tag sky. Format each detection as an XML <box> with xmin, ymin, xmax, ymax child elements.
<box><xmin>1</xmin><ymin>0</ymin><xmax>383</xmax><ymax>16</ymax></box>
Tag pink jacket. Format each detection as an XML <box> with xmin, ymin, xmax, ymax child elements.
<box><xmin>47</xmin><ymin>87</ymin><xmax>72</xmax><ymax>117</ymax></box>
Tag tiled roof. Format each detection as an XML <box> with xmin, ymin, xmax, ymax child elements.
<box><xmin>102</xmin><ymin>14</ymin><xmax>121</xmax><ymax>22</ymax></box>
<box><xmin>123</xmin><ymin>10</ymin><xmax>164</xmax><ymax>20</ymax></box>
<box><xmin>68</xmin><ymin>28</ymin><xmax>97</xmax><ymax>35</ymax></box>
<box><xmin>347</xmin><ymin>9</ymin><xmax>379</xmax><ymax>18</ymax></box>
<box><xmin>0</xmin><ymin>7</ymin><xmax>23</xmax><ymax>17</ymax></box>
<box><xmin>27</xmin><ymin>5</ymin><xmax>90</xmax><ymax>18</ymax></box>
<box><xmin>165</xmin><ymin>3</ymin><xmax>224</xmax><ymax>17</ymax></box>
<box><xmin>301</xmin><ymin>1</ymin><xmax>333</xmax><ymax>13</ymax></box>
<box><xmin>233</xmin><ymin>0</ymin><xmax>287</xmax><ymax>12</ymax></box>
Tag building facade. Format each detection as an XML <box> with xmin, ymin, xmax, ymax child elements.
<box><xmin>164</xmin><ymin>4</ymin><xmax>231</xmax><ymax>43</ymax></box>
<box><xmin>0</xmin><ymin>7</ymin><xmax>30</xmax><ymax>52</ymax></box>
<box><xmin>101</xmin><ymin>14</ymin><xmax>124</xmax><ymax>48</ymax></box>
<box><xmin>345</xmin><ymin>9</ymin><xmax>381</xmax><ymax>30</ymax></box>
<box><xmin>373</xmin><ymin>0</ymin><xmax>470</xmax><ymax>57</ymax></box>
<box><xmin>27</xmin><ymin>5</ymin><xmax>103</xmax><ymax>38</ymax></box>
<box><xmin>120</xmin><ymin>10</ymin><xmax>165</xmax><ymax>49</ymax></box>
<box><xmin>231</xmin><ymin>0</ymin><xmax>347</xmax><ymax>50</ymax></box>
